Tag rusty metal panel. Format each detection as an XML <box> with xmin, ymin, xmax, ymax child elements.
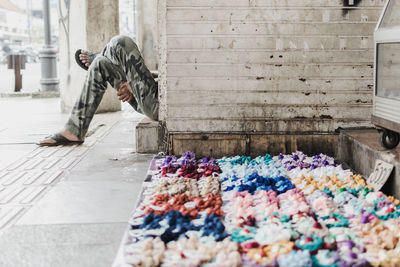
<box><xmin>169</xmin><ymin>134</ymin><xmax>247</xmax><ymax>158</ymax></box>
<box><xmin>249</xmin><ymin>134</ymin><xmax>338</xmax><ymax>157</ymax></box>
<box><xmin>168</xmin><ymin>133</ymin><xmax>338</xmax><ymax>158</ymax></box>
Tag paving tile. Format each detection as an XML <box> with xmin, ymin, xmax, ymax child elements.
<box><xmin>41</xmin><ymin>158</ymin><xmax>60</xmax><ymax>170</ymax></box>
<box><xmin>53</xmin><ymin>146</ymin><xmax>76</xmax><ymax>157</ymax></box>
<box><xmin>2</xmin><ymin>172</ymin><xmax>27</xmax><ymax>186</ymax></box>
<box><xmin>0</xmin><ymin>207</ymin><xmax>24</xmax><ymax>229</ymax></box>
<box><xmin>0</xmin><ymin>223</ymin><xmax>126</xmax><ymax>267</ymax></box>
<box><xmin>0</xmin><ymin>186</ymin><xmax>26</xmax><ymax>204</ymax></box>
<box><xmin>69</xmin><ymin>146</ymin><xmax>89</xmax><ymax>157</ymax></box>
<box><xmin>17</xmin><ymin>181</ymin><xmax>142</xmax><ymax>225</ymax></box>
<box><xmin>6</xmin><ymin>158</ymin><xmax>29</xmax><ymax>171</ymax></box>
<box><xmin>41</xmin><ymin>170</ymin><xmax>64</xmax><ymax>185</ymax></box>
<box><xmin>0</xmin><ymin>172</ymin><xmax>13</xmax><ymax>183</ymax></box>
<box><xmin>0</xmin><ymin>145</ymin><xmax>36</xmax><ymax>171</ymax></box>
<box><xmin>23</xmin><ymin>170</ymin><xmax>46</xmax><ymax>185</ymax></box>
<box><xmin>13</xmin><ymin>186</ymin><xmax>46</xmax><ymax>204</ymax></box>
<box><xmin>59</xmin><ymin>157</ymin><xmax>79</xmax><ymax>169</ymax></box>
<box><xmin>0</xmin><ymin>171</ymin><xmax>8</xmax><ymax>179</ymax></box>
<box><xmin>40</xmin><ymin>147</ymin><xmax>61</xmax><ymax>158</ymax></box>
<box><xmin>23</xmin><ymin>158</ymin><xmax>45</xmax><ymax>170</ymax></box>
<box><xmin>19</xmin><ymin>186</ymin><xmax>47</xmax><ymax>204</ymax></box>
<box><xmin>26</xmin><ymin>147</ymin><xmax>45</xmax><ymax>158</ymax></box>
<box><xmin>84</xmin><ymin>138</ymin><xmax>97</xmax><ymax>147</ymax></box>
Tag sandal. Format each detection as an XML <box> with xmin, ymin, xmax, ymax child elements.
<box><xmin>38</xmin><ymin>133</ymin><xmax>84</xmax><ymax>147</ymax></box>
<box><xmin>74</xmin><ymin>49</ymin><xmax>98</xmax><ymax>71</ymax></box>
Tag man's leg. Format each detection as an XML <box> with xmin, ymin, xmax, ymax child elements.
<box><xmin>102</xmin><ymin>35</ymin><xmax>159</xmax><ymax>121</ymax></box>
<box><xmin>65</xmin><ymin>55</ymin><xmax>126</xmax><ymax>140</ymax></box>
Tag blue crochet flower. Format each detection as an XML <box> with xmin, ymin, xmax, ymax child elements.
<box><xmin>278</xmin><ymin>250</ymin><xmax>313</xmax><ymax>267</ymax></box>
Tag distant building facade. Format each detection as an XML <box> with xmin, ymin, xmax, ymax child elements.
<box><xmin>0</xmin><ymin>0</ymin><xmax>28</xmax><ymax>44</ymax></box>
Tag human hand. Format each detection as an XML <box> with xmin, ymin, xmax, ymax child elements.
<box><xmin>117</xmin><ymin>82</ymin><xmax>134</xmax><ymax>102</ymax></box>
<box><xmin>151</xmin><ymin>71</ymin><xmax>158</xmax><ymax>79</ymax></box>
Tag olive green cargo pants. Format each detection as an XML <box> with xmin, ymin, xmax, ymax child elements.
<box><xmin>65</xmin><ymin>35</ymin><xmax>159</xmax><ymax>140</ymax></box>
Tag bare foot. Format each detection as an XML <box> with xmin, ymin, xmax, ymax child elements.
<box><xmin>79</xmin><ymin>50</ymin><xmax>91</xmax><ymax>68</ymax></box>
<box><xmin>39</xmin><ymin>129</ymin><xmax>81</xmax><ymax>145</ymax></box>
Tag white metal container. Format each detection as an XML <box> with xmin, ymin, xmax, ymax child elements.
<box><xmin>373</xmin><ymin>0</ymin><xmax>400</xmax><ymax>149</ymax></box>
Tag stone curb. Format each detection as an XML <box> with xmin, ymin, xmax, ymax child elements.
<box><xmin>0</xmin><ymin>92</ymin><xmax>60</xmax><ymax>98</ymax></box>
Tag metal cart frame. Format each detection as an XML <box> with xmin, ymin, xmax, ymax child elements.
<box><xmin>373</xmin><ymin>0</ymin><xmax>400</xmax><ymax>149</ymax></box>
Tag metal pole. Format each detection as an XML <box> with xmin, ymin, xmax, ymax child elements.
<box><xmin>26</xmin><ymin>0</ymin><xmax>32</xmax><ymax>44</ymax></box>
<box><xmin>39</xmin><ymin>0</ymin><xmax>59</xmax><ymax>92</ymax></box>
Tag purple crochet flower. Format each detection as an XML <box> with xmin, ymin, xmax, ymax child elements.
<box><xmin>162</xmin><ymin>156</ymin><xmax>178</xmax><ymax>167</ymax></box>
<box><xmin>377</xmin><ymin>200</ymin><xmax>394</xmax><ymax>209</ymax></box>
<box><xmin>288</xmin><ymin>165</ymin><xmax>296</xmax><ymax>171</ymax></box>
<box><xmin>311</xmin><ymin>165</ymin><xmax>317</xmax><ymax>170</ymax></box>
<box><xmin>277</xmin><ymin>151</ymin><xmax>337</xmax><ymax>170</ymax></box>
<box><xmin>177</xmin><ymin>151</ymin><xmax>197</xmax><ymax>166</ymax></box>
<box><xmin>200</xmin><ymin>157</ymin><xmax>217</xmax><ymax>167</ymax></box>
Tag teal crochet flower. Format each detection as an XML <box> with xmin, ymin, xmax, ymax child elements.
<box><xmin>230</xmin><ymin>226</ymin><xmax>257</xmax><ymax>243</ymax></box>
<box><xmin>320</xmin><ymin>213</ymin><xmax>349</xmax><ymax>228</ymax></box>
<box><xmin>295</xmin><ymin>235</ymin><xmax>323</xmax><ymax>251</ymax></box>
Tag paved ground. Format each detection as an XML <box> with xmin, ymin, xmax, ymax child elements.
<box><xmin>0</xmin><ymin>63</ymin><xmax>45</xmax><ymax>93</ymax></box>
<box><xmin>0</xmin><ymin>97</ymin><xmax>152</xmax><ymax>267</ymax></box>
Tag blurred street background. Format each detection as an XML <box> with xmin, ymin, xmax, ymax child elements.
<box><xmin>0</xmin><ymin>63</ymin><xmax>41</xmax><ymax>93</ymax></box>
<box><xmin>0</xmin><ymin>0</ymin><xmax>135</xmax><ymax>94</ymax></box>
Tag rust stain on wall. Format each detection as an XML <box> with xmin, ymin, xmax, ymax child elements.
<box><xmin>342</xmin><ymin>0</ymin><xmax>362</xmax><ymax>15</ymax></box>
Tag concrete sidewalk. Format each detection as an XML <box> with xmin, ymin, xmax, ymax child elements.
<box><xmin>0</xmin><ymin>97</ymin><xmax>152</xmax><ymax>267</ymax></box>
<box><xmin>0</xmin><ymin>63</ymin><xmax>43</xmax><ymax>94</ymax></box>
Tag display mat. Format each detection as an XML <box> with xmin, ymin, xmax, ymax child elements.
<box><xmin>113</xmin><ymin>151</ymin><xmax>400</xmax><ymax>267</ymax></box>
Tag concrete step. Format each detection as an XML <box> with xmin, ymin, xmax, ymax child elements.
<box><xmin>338</xmin><ymin>129</ymin><xmax>400</xmax><ymax>198</ymax></box>
<box><xmin>135</xmin><ymin>118</ymin><xmax>165</xmax><ymax>153</ymax></box>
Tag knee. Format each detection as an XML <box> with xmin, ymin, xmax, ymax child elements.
<box><xmin>111</xmin><ymin>35</ymin><xmax>131</xmax><ymax>44</ymax></box>
<box><xmin>110</xmin><ymin>35</ymin><xmax>139</xmax><ymax>53</ymax></box>
<box><xmin>88</xmin><ymin>55</ymin><xmax>109</xmax><ymax>71</ymax></box>
<box><xmin>111</xmin><ymin>35</ymin><xmax>137</xmax><ymax>48</ymax></box>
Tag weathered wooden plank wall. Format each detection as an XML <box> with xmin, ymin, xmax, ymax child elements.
<box><xmin>158</xmin><ymin>0</ymin><xmax>386</xmax><ymax>133</ymax></box>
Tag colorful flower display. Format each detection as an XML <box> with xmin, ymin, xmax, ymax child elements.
<box><xmin>122</xmin><ymin>151</ymin><xmax>400</xmax><ymax>267</ymax></box>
